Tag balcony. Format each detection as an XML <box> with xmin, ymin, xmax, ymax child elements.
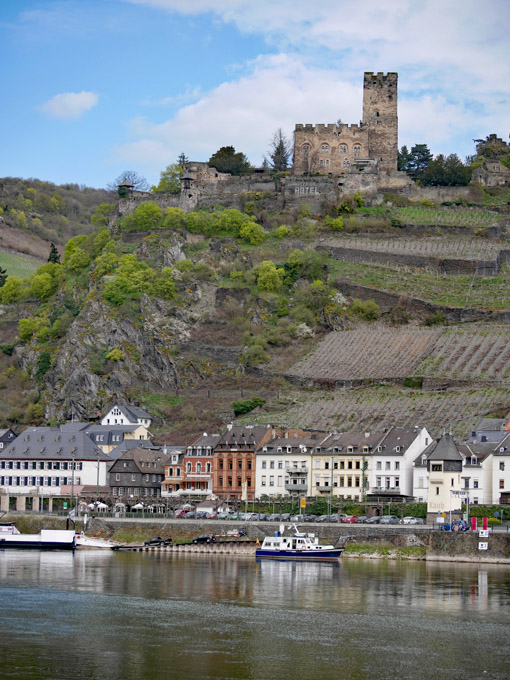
<box><xmin>316</xmin><ymin>485</ymin><xmax>333</xmax><ymax>492</ymax></box>
<box><xmin>370</xmin><ymin>486</ymin><xmax>401</xmax><ymax>493</ymax></box>
<box><xmin>286</xmin><ymin>466</ymin><xmax>308</xmax><ymax>475</ymax></box>
<box><xmin>184</xmin><ymin>473</ymin><xmax>212</xmax><ymax>481</ymax></box>
<box><xmin>285</xmin><ymin>481</ymin><xmax>307</xmax><ymax>492</ymax></box>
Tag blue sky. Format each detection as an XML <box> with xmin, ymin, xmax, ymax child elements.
<box><xmin>1</xmin><ymin>0</ymin><xmax>508</xmax><ymax>189</ymax></box>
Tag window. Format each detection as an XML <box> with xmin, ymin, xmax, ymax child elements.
<box><xmin>355</xmin><ymin>461</ymin><xmax>361</xmax><ymax>469</ymax></box>
<box><xmin>348</xmin><ymin>461</ymin><xmax>353</xmax><ymax>470</ymax></box>
<box><xmin>278</xmin><ymin>475</ymin><xmax>282</xmax><ymax>486</ymax></box>
<box><xmin>324</xmin><ymin>461</ymin><xmax>329</xmax><ymax>470</ymax></box>
<box><xmin>302</xmin><ymin>144</ymin><xmax>310</xmax><ymax>153</ymax></box>
<box><xmin>270</xmin><ymin>461</ymin><xmax>274</xmax><ymax>469</ymax></box>
<box><xmin>395</xmin><ymin>462</ymin><xmax>400</xmax><ymax>470</ymax></box>
<box><xmin>376</xmin><ymin>477</ymin><xmax>381</xmax><ymax>487</ymax></box>
<box><xmin>340</xmin><ymin>461</ymin><xmax>345</xmax><ymax>469</ymax></box>
<box><xmin>321</xmin><ymin>144</ymin><xmax>329</xmax><ymax>152</ymax></box>
<box><xmin>474</xmin><ymin>480</ymin><xmax>479</xmax><ymax>488</ymax></box>
<box><xmin>500</xmin><ymin>462</ymin><xmax>505</xmax><ymax>471</ymax></box>
<box><xmin>218</xmin><ymin>477</ymin><xmax>223</xmax><ymax>486</ymax></box>
<box><xmin>325</xmin><ymin>159</ymin><xmax>330</xmax><ymax>168</ymax></box>
<box><xmin>436</xmin><ymin>487</ymin><xmax>440</xmax><ymax>495</ymax></box>
<box><xmin>269</xmin><ymin>476</ymin><xmax>274</xmax><ymax>486</ymax></box>
<box><xmin>278</xmin><ymin>461</ymin><xmax>283</xmax><ymax>469</ymax></box>
<box><xmin>395</xmin><ymin>477</ymin><xmax>399</xmax><ymax>488</ymax></box>
<box><xmin>500</xmin><ymin>479</ymin><xmax>505</xmax><ymax>489</ymax></box>
<box><xmin>262</xmin><ymin>461</ymin><xmax>266</xmax><ymax>469</ymax></box>
<box><xmin>385</xmin><ymin>461</ymin><xmax>390</xmax><ymax>470</ymax></box>
<box><xmin>343</xmin><ymin>159</ymin><xmax>350</xmax><ymax>168</ymax></box>
<box><xmin>376</xmin><ymin>461</ymin><xmax>382</xmax><ymax>470</ymax></box>
<box><xmin>131</xmin><ymin>473</ymin><xmax>136</xmax><ymax>481</ymax></box>
<box><xmin>353</xmin><ymin>144</ymin><xmax>361</xmax><ymax>156</ymax></box>
<box><xmin>339</xmin><ymin>144</ymin><xmax>347</xmax><ymax>153</ymax></box>
<box><xmin>261</xmin><ymin>475</ymin><xmax>266</xmax><ymax>486</ymax></box>
<box><xmin>115</xmin><ymin>473</ymin><xmax>120</xmax><ymax>481</ymax></box>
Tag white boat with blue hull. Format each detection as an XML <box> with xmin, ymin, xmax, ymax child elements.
<box><xmin>0</xmin><ymin>522</ymin><xmax>76</xmax><ymax>550</ymax></box>
<box><xmin>256</xmin><ymin>525</ymin><xmax>343</xmax><ymax>561</ymax></box>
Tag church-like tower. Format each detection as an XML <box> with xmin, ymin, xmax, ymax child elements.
<box><xmin>362</xmin><ymin>72</ymin><xmax>398</xmax><ymax>173</ymax></box>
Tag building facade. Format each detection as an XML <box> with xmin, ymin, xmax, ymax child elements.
<box><xmin>293</xmin><ymin>72</ymin><xmax>398</xmax><ymax>176</ymax></box>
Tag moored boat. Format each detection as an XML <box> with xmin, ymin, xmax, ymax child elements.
<box><xmin>0</xmin><ymin>522</ymin><xmax>76</xmax><ymax>550</ymax></box>
<box><xmin>256</xmin><ymin>525</ymin><xmax>343</xmax><ymax>561</ymax></box>
<box><xmin>75</xmin><ymin>533</ymin><xmax>117</xmax><ymax>549</ymax></box>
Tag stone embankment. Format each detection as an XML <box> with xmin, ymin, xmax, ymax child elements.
<box><xmin>97</xmin><ymin>519</ymin><xmax>510</xmax><ymax>564</ymax></box>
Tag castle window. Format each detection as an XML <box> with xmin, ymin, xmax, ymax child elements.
<box><xmin>343</xmin><ymin>159</ymin><xmax>350</xmax><ymax>168</ymax></box>
<box><xmin>320</xmin><ymin>159</ymin><xmax>324</xmax><ymax>167</ymax></box>
<box><xmin>339</xmin><ymin>144</ymin><xmax>347</xmax><ymax>153</ymax></box>
<box><xmin>325</xmin><ymin>159</ymin><xmax>330</xmax><ymax>168</ymax></box>
<box><xmin>302</xmin><ymin>144</ymin><xmax>310</xmax><ymax>153</ymax></box>
<box><xmin>353</xmin><ymin>145</ymin><xmax>361</xmax><ymax>156</ymax></box>
<box><xmin>321</xmin><ymin>144</ymin><xmax>329</xmax><ymax>152</ymax></box>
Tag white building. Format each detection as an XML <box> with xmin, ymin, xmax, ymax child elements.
<box><xmin>101</xmin><ymin>404</ymin><xmax>152</xmax><ymax>429</ymax></box>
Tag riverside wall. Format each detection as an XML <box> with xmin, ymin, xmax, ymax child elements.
<box><xmin>95</xmin><ymin>519</ymin><xmax>510</xmax><ymax>564</ymax></box>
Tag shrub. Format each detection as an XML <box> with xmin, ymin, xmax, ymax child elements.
<box><xmin>163</xmin><ymin>207</ymin><xmax>186</xmax><ymax>230</ymax></box>
<box><xmin>1</xmin><ymin>276</ymin><xmax>25</xmax><ymax>303</ymax></box>
<box><xmin>257</xmin><ymin>261</ymin><xmax>284</xmax><ymax>293</ymax></box>
<box><xmin>35</xmin><ymin>351</ymin><xmax>52</xmax><ymax>381</ymax></box>
<box><xmin>232</xmin><ymin>397</ymin><xmax>266</xmax><ymax>416</ymax></box>
<box><xmin>18</xmin><ymin>317</ymin><xmax>50</xmax><ymax>343</ymax></box>
<box><xmin>105</xmin><ymin>348</ymin><xmax>125</xmax><ymax>361</ymax></box>
<box><xmin>274</xmin><ymin>225</ymin><xmax>291</xmax><ymax>239</ymax></box>
<box><xmin>241</xmin><ymin>345</ymin><xmax>269</xmax><ymax>367</ymax></box>
<box><xmin>174</xmin><ymin>259</ymin><xmax>193</xmax><ymax>272</ymax></box>
<box><xmin>123</xmin><ymin>202</ymin><xmax>163</xmax><ymax>232</ymax></box>
<box><xmin>325</xmin><ymin>215</ymin><xmax>344</xmax><ymax>231</ymax></box>
<box><xmin>239</xmin><ymin>221</ymin><xmax>266</xmax><ymax>245</ymax></box>
<box><xmin>350</xmin><ymin>298</ymin><xmax>380</xmax><ymax>320</ymax></box>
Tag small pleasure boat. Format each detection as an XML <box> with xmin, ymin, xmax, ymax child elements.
<box><xmin>0</xmin><ymin>522</ymin><xmax>76</xmax><ymax>550</ymax></box>
<box><xmin>256</xmin><ymin>524</ymin><xmax>343</xmax><ymax>561</ymax></box>
<box><xmin>75</xmin><ymin>533</ymin><xmax>117</xmax><ymax>549</ymax></box>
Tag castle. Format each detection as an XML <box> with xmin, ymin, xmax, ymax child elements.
<box><xmin>293</xmin><ymin>72</ymin><xmax>398</xmax><ymax>176</ymax></box>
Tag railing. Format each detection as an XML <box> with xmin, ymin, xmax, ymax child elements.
<box><xmin>285</xmin><ymin>467</ymin><xmax>308</xmax><ymax>474</ymax></box>
<box><xmin>285</xmin><ymin>482</ymin><xmax>307</xmax><ymax>491</ymax></box>
<box><xmin>371</xmin><ymin>486</ymin><xmax>401</xmax><ymax>493</ymax></box>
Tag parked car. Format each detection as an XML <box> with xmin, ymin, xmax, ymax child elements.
<box><xmin>365</xmin><ymin>516</ymin><xmax>381</xmax><ymax>524</ymax></box>
<box><xmin>341</xmin><ymin>515</ymin><xmax>355</xmax><ymax>523</ymax></box>
<box><xmin>316</xmin><ymin>515</ymin><xmax>330</xmax><ymax>522</ymax></box>
<box><xmin>402</xmin><ymin>516</ymin><xmax>419</xmax><ymax>525</ymax></box>
<box><xmin>280</xmin><ymin>513</ymin><xmax>291</xmax><ymax>521</ymax></box>
<box><xmin>380</xmin><ymin>515</ymin><xmax>399</xmax><ymax>525</ymax></box>
<box><xmin>144</xmin><ymin>537</ymin><xmax>172</xmax><ymax>547</ymax></box>
<box><xmin>192</xmin><ymin>534</ymin><xmax>216</xmax><ymax>544</ymax></box>
<box><xmin>267</xmin><ymin>513</ymin><xmax>281</xmax><ymax>522</ymax></box>
<box><xmin>328</xmin><ymin>515</ymin><xmax>339</xmax><ymax>523</ymax></box>
<box><xmin>175</xmin><ymin>509</ymin><xmax>187</xmax><ymax>518</ymax></box>
<box><xmin>356</xmin><ymin>516</ymin><xmax>368</xmax><ymax>523</ymax></box>
<box><xmin>217</xmin><ymin>512</ymin><xmax>230</xmax><ymax>520</ymax></box>
<box><xmin>184</xmin><ymin>511</ymin><xmax>196</xmax><ymax>519</ymax></box>
<box><xmin>206</xmin><ymin>512</ymin><xmax>217</xmax><ymax>520</ymax></box>
<box><xmin>290</xmin><ymin>515</ymin><xmax>302</xmax><ymax>522</ymax></box>
<box><xmin>196</xmin><ymin>511</ymin><xmax>208</xmax><ymax>519</ymax></box>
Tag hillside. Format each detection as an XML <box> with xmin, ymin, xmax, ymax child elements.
<box><xmin>0</xmin><ymin>184</ymin><xmax>509</xmax><ymax>441</ymax></box>
<box><xmin>0</xmin><ymin>177</ymin><xmax>113</xmax><ymax>261</ymax></box>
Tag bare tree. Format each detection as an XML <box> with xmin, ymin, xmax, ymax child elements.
<box><xmin>107</xmin><ymin>170</ymin><xmax>150</xmax><ymax>192</ymax></box>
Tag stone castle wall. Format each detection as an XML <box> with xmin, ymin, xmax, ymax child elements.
<box><xmin>293</xmin><ymin>72</ymin><xmax>398</xmax><ymax>176</ymax></box>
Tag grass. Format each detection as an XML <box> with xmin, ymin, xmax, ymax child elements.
<box><xmin>0</xmin><ymin>251</ymin><xmax>41</xmax><ymax>278</ymax></box>
<box><xmin>329</xmin><ymin>259</ymin><xmax>510</xmax><ymax>310</ymax></box>
<box><xmin>394</xmin><ymin>206</ymin><xmax>499</xmax><ymax>227</ymax></box>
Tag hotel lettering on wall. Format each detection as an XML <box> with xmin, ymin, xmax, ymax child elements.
<box><xmin>294</xmin><ymin>186</ymin><xmax>320</xmax><ymax>194</ymax></box>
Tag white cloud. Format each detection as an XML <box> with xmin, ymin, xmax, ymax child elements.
<box><xmin>37</xmin><ymin>91</ymin><xmax>99</xmax><ymax>120</ymax></box>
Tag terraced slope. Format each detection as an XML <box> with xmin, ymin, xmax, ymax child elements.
<box><xmin>254</xmin><ymin>385</ymin><xmax>509</xmax><ymax>438</ymax></box>
<box><xmin>285</xmin><ymin>327</ymin><xmax>441</xmax><ymax>383</ymax></box>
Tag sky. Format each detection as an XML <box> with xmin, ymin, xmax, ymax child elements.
<box><xmin>1</xmin><ymin>0</ymin><xmax>508</xmax><ymax>189</ymax></box>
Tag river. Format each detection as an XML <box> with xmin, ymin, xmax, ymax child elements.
<box><xmin>1</xmin><ymin>550</ymin><xmax>509</xmax><ymax>680</ymax></box>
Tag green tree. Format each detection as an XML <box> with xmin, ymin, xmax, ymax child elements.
<box><xmin>0</xmin><ymin>266</ymin><xmax>7</xmax><ymax>288</ymax></box>
<box><xmin>256</xmin><ymin>261</ymin><xmax>284</xmax><ymax>293</ymax></box>
<box><xmin>266</xmin><ymin>128</ymin><xmax>292</xmax><ymax>171</ymax></box>
<box><xmin>397</xmin><ymin>145</ymin><xmax>412</xmax><ymax>172</ymax></box>
<box><xmin>0</xmin><ymin>276</ymin><xmax>25</xmax><ymax>303</ymax></box>
<box><xmin>177</xmin><ymin>152</ymin><xmax>189</xmax><ymax>168</ymax></box>
<box><xmin>50</xmin><ymin>193</ymin><xmax>65</xmax><ymax>213</ymax></box>
<box><xmin>420</xmin><ymin>153</ymin><xmax>472</xmax><ymax>186</ymax></box>
<box><xmin>208</xmin><ymin>146</ymin><xmax>252</xmax><ymax>175</ymax></box>
<box><xmin>122</xmin><ymin>202</ymin><xmax>163</xmax><ymax>231</ymax></box>
<box><xmin>30</xmin><ymin>273</ymin><xmax>55</xmax><ymax>301</ymax></box>
<box><xmin>91</xmin><ymin>203</ymin><xmax>115</xmax><ymax>227</ymax></box>
<box><xmin>239</xmin><ymin>221</ymin><xmax>266</xmax><ymax>245</ymax></box>
<box><xmin>162</xmin><ymin>207</ymin><xmax>186</xmax><ymax>229</ymax></box>
<box><xmin>406</xmin><ymin>144</ymin><xmax>433</xmax><ymax>180</ymax></box>
<box><xmin>47</xmin><ymin>243</ymin><xmax>60</xmax><ymax>264</ymax></box>
<box><xmin>153</xmin><ymin>164</ymin><xmax>183</xmax><ymax>194</ymax></box>
<box><xmin>66</xmin><ymin>247</ymin><xmax>90</xmax><ymax>272</ymax></box>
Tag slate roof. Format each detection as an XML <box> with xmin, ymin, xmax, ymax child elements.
<box><xmin>426</xmin><ymin>434</ymin><xmax>463</xmax><ymax>462</ymax></box>
<box><xmin>323</xmin><ymin>430</ymin><xmax>388</xmax><ymax>452</ymax></box>
<box><xmin>0</xmin><ymin>427</ymin><xmax>111</xmax><ymax>461</ymax></box>
<box><xmin>187</xmin><ymin>433</ymin><xmax>221</xmax><ymax>449</ymax></box>
<box><xmin>217</xmin><ymin>425</ymin><xmax>272</xmax><ymax>448</ymax></box>
<box><xmin>108</xmin><ymin>439</ymin><xmax>162</xmax><ymax>459</ymax></box>
<box><xmin>259</xmin><ymin>437</ymin><xmax>323</xmax><ymax>454</ymax></box>
<box><xmin>110</xmin><ymin>448</ymin><xmax>170</xmax><ymax>474</ymax></box>
<box><xmin>118</xmin><ymin>405</ymin><xmax>152</xmax><ymax>421</ymax></box>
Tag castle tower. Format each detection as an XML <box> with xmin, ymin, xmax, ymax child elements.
<box><xmin>362</xmin><ymin>72</ymin><xmax>398</xmax><ymax>173</ymax></box>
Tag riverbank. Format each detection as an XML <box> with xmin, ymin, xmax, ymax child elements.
<box><xmin>4</xmin><ymin>514</ymin><xmax>510</xmax><ymax>564</ymax></box>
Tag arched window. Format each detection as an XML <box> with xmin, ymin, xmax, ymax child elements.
<box><xmin>325</xmin><ymin>159</ymin><xmax>330</xmax><ymax>168</ymax></box>
<box><xmin>343</xmin><ymin>159</ymin><xmax>350</xmax><ymax>168</ymax></box>
<box><xmin>197</xmin><ymin>462</ymin><xmax>202</xmax><ymax>473</ymax></box>
<box><xmin>339</xmin><ymin>144</ymin><xmax>347</xmax><ymax>153</ymax></box>
<box><xmin>302</xmin><ymin>143</ymin><xmax>310</xmax><ymax>153</ymax></box>
<box><xmin>321</xmin><ymin>144</ymin><xmax>329</xmax><ymax>152</ymax></box>
<box><xmin>353</xmin><ymin>144</ymin><xmax>361</xmax><ymax>156</ymax></box>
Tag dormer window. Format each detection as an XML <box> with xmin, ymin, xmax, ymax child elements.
<box><xmin>471</xmin><ymin>457</ymin><xmax>477</xmax><ymax>465</ymax></box>
<box><xmin>377</xmin><ymin>446</ymin><xmax>382</xmax><ymax>452</ymax></box>
<box><xmin>347</xmin><ymin>446</ymin><xmax>353</xmax><ymax>453</ymax></box>
<box><xmin>396</xmin><ymin>446</ymin><xmax>401</xmax><ymax>452</ymax></box>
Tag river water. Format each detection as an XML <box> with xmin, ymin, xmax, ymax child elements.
<box><xmin>1</xmin><ymin>550</ymin><xmax>509</xmax><ymax>680</ymax></box>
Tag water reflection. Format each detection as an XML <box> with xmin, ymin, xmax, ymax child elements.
<box><xmin>1</xmin><ymin>551</ymin><xmax>509</xmax><ymax>680</ymax></box>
